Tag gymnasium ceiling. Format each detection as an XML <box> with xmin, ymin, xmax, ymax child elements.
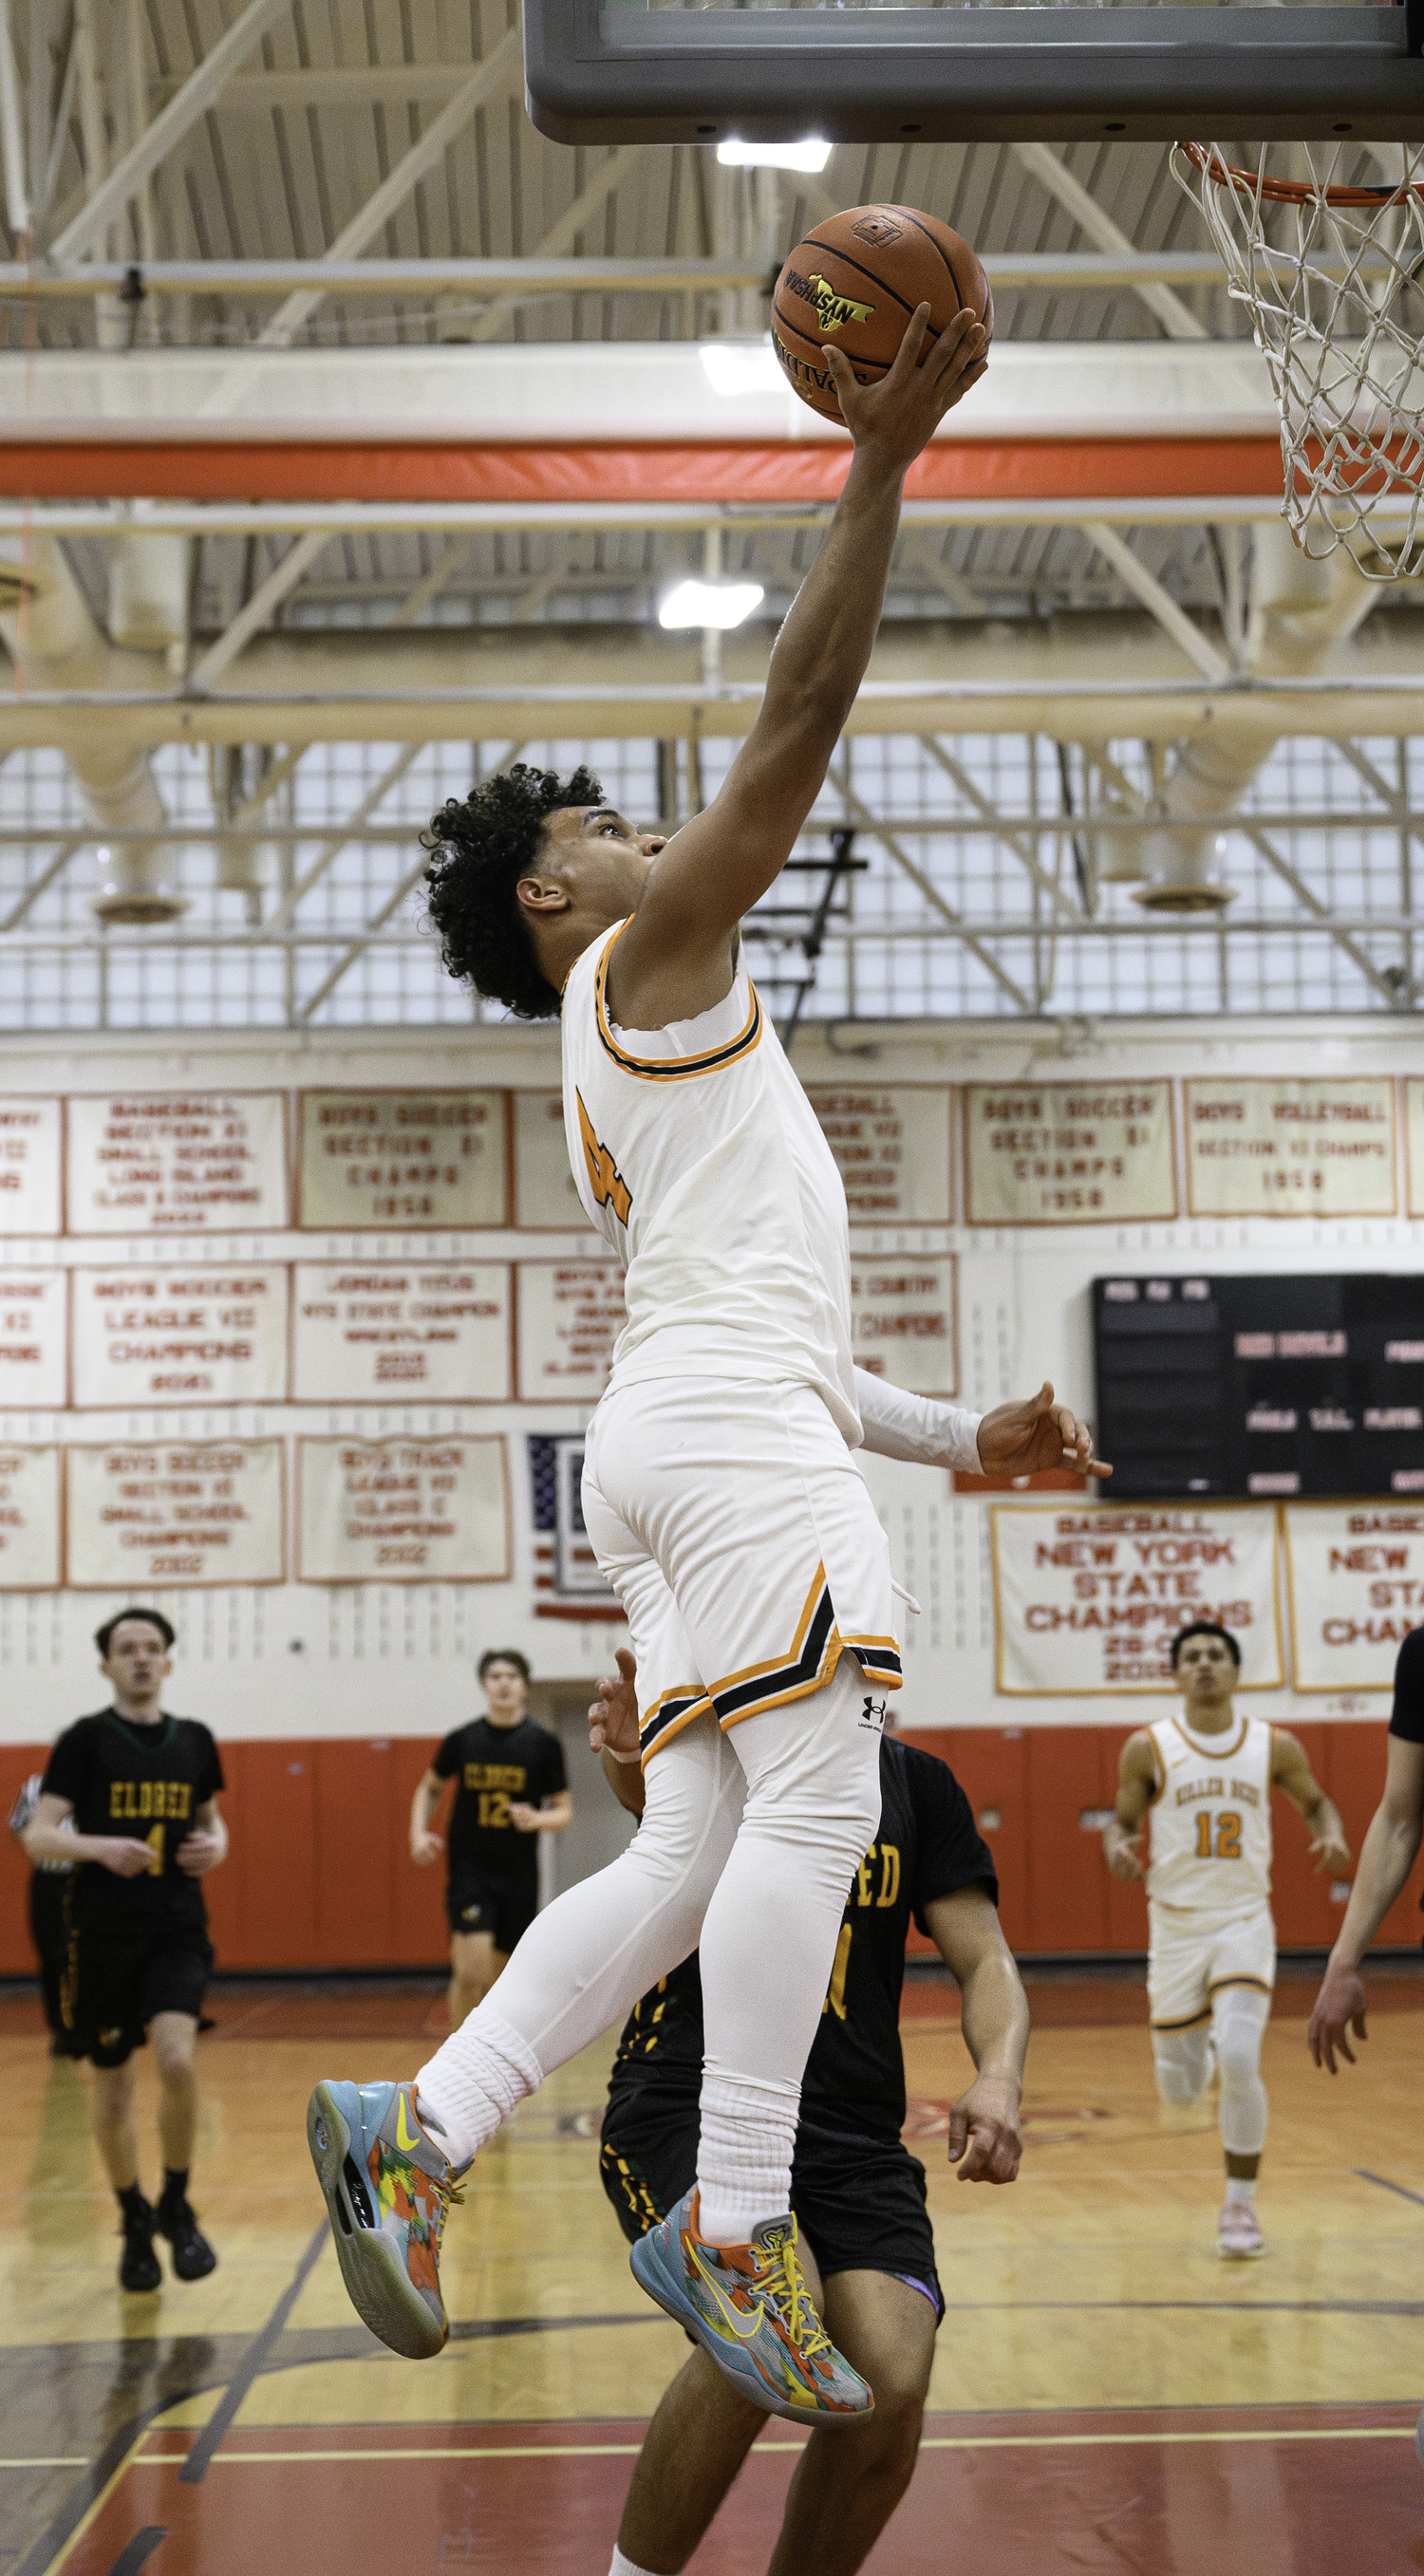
<box><xmin>0</xmin><ymin>0</ymin><xmax>1418</xmax><ymax>1030</ymax></box>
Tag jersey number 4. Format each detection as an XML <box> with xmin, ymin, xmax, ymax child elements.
<box><xmin>576</xmin><ymin>1091</ymin><xmax>632</xmax><ymax>1224</ymax></box>
<box><xmin>1195</xmin><ymin>1811</ymin><xmax>1242</xmax><ymax>1860</ymax></box>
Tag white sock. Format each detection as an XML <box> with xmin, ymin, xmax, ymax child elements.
<box><xmin>1225</xmin><ymin>2176</ymin><xmax>1258</xmax><ymax>2206</ymax></box>
<box><xmin>414</xmin><ymin>2008</ymin><xmax>543</xmax><ymax>2168</ymax></box>
<box><xmin>609</xmin><ymin>2550</ymin><xmax>663</xmax><ymax>2576</ymax></box>
<box><xmin>695</xmin><ymin>2067</ymin><xmax>798</xmax><ymax>2246</ymax></box>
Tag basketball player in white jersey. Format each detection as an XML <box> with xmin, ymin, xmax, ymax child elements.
<box><xmin>307</xmin><ymin>297</ymin><xmax>1102</xmax><ymax>2420</ymax></box>
<box><xmin>1103</xmin><ymin>1620</ymin><xmax>1349</xmax><ymax>2258</ymax></box>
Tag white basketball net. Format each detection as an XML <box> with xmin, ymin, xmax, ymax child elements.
<box><xmin>1171</xmin><ymin>141</ymin><xmax>1424</xmax><ymax>578</ymax></box>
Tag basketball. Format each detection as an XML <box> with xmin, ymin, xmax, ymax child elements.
<box><xmin>771</xmin><ymin>203</ymin><xmax>993</xmax><ymax>425</ymax></box>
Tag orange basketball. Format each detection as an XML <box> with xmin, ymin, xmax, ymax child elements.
<box><xmin>771</xmin><ymin>203</ymin><xmax>992</xmax><ymax>425</ymax></box>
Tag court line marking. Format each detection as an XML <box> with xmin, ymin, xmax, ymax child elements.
<box><xmin>29</xmin><ymin>2426</ymin><xmax>158</xmax><ymax>2576</ymax></box>
<box><xmin>178</xmin><ymin>2219</ymin><xmax>329</xmax><ymax>2487</ymax></box>
<box><xmin>1356</xmin><ymin>2169</ymin><xmax>1424</xmax><ymax>2211</ymax></box>
<box><xmin>0</xmin><ymin>2463</ymin><xmax>90</xmax><ymax>2472</ymax></box>
<box><xmin>133</xmin><ymin>2428</ymin><xmax>1416</xmax><ymax>2464</ymax></box>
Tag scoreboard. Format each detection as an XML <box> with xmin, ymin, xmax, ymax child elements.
<box><xmin>1093</xmin><ymin>1273</ymin><xmax>1424</xmax><ymax>1502</ymax></box>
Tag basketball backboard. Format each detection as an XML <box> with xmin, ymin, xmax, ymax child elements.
<box><xmin>523</xmin><ymin>1</ymin><xmax>1424</xmax><ymax>149</ymax></box>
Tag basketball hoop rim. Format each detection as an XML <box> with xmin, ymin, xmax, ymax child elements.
<box><xmin>1176</xmin><ymin>140</ymin><xmax>1424</xmax><ymax>209</ymax></box>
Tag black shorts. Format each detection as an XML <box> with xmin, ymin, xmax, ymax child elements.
<box><xmin>445</xmin><ymin>1866</ymin><xmax>538</xmax><ymax>1955</ymax></box>
<box><xmin>61</xmin><ymin>1912</ymin><xmax>214</xmax><ymax>2069</ymax></box>
<box><xmin>599</xmin><ymin>2089</ymin><xmax>944</xmax><ymax>2322</ymax></box>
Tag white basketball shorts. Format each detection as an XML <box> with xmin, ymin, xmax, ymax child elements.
<box><xmin>581</xmin><ymin>1375</ymin><xmax>902</xmax><ymax>1767</ymax></box>
<box><xmin>1148</xmin><ymin>1898</ymin><xmax>1276</xmax><ymax>2032</ymax></box>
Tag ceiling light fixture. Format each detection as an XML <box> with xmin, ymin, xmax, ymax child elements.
<box><xmin>716</xmin><ymin>137</ymin><xmax>832</xmax><ymax>173</ymax></box>
<box><xmin>659</xmin><ymin>579</ymin><xmax>765</xmax><ymax>631</ymax></box>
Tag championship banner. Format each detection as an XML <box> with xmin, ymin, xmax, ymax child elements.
<box><xmin>0</xmin><ymin>1270</ymin><xmax>67</xmax><ymax>1407</ymax></box>
<box><xmin>0</xmin><ymin>1097</ymin><xmax>61</xmax><ymax>1234</ymax></box>
<box><xmin>964</xmin><ymin>1081</ymin><xmax>1176</xmax><ymax>1226</ymax></box>
<box><xmin>805</xmin><ymin>1085</ymin><xmax>953</xmax><ymax>1224</ymax></box>
<box><xmin>66</xmin><ymin>1438</ymin><xmax>286</xmax><ymax>1588</ymax></box>
<box><xmin>296</xmin><ymin>1435</ymin><xmax>510</xmax><ymax>1582</ymax></box>
<box><xmin>297</xmin><ymin>1089</ymin><xmax>506</xmax><ymax>1228</ymax></box>
<box><xmin>516</xmin><ymin>1259</ymin><xmax>625</xmax><ymax>1402</ymax></box>
<box><xmin>513</xmin><ymin>1089</ymin><xmax>587</xmax><ymax>1228</ymax></box>
<box><xmin>71</xmin><ymin>1265</ymin><xmax>289</xmax><ymax>1409</ymax></box>
<box><xmin>66</xmin><ymin>1091</ymin><xmax>289</xmax><ymax>1234</ymax></box>
<box><xmin>1284</xmin><ymin>1503</ymin><xmax>1424</xmax><ymax>1690</ymax></box>
<box><xmin>0</xmin><ymin>1445</ymin><xmax>61</xmax><ymax>1588</ymax></box>
<box><xmin>850</xmin><ymin>1252</ymin><xmax>957</xmax><ymax>1395</ymax></box>
<box><xmin>991</xmin><ymin>1502</ymin><xmax>1283</xmax><ymax>1694</ymax></box>
<box><xmin>291</xmin><ymin>1261</ymin><xmax>511</xmax><ymax>1402</ymax></box>
<box><xmin>1185</xmin><ymin>1076</ymin><xmax>1397</xmax><ymax>1219</ymax></box>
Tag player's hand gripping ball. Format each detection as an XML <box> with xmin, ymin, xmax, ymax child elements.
<box><xmin>772</xmin><ymin>202</ymin><xmax>993</xmax><ymax>424</ymax></box>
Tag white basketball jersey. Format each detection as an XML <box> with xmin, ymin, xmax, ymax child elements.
<box><xmin>560</xmin><ymin>921</ymin><xmax>860</xmax><ymax>1442</ymax></box>
<box><xmin>1145</xmin><ymin>1712</ymin><xmax>1274</xmax><ymax>1910</ymax></box>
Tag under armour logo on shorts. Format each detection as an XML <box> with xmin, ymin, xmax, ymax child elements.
<box><xmin>858</xmin><ymin>1696</ymin><xmax>888</xmax><ymax>1732</ymax></box>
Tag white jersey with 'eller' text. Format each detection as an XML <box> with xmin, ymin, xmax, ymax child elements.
<box><xmin>1145</xmin><ymin>1712</ymin><xmax>1273</xmax><ymax>1911</ymax></box>
<box><xmin>560</xmin><ymin>921</ymin><xmax>860</xmax><ymax>1444</ymax></box>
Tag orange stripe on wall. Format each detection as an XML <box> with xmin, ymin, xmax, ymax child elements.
<box><xmin>0</xmin><ymin>437</ymin><xmax>1287</xmax><ymax>506</ymax></box>
<box><xmin>0</xmin><ymin>1724</ymin><xmax>1410</xmax><ymax>1979</ymax></box>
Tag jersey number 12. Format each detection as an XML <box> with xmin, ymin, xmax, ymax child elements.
<box><xmin>1194</xmin><ymin>1811</ymin><xmax>1242</xmax><ymax>1860</ymax></box>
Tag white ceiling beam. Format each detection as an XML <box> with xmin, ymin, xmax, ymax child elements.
<box><xmin>159</xmin><ymin>66</ymin><xmax>490</xmax><ymax>110</ymax></box>
<box><xmin>186</xmin><ymin>530</ymin><xmax>328</xmax><ymax>693</ymax></box>
<box><xmin>1011</xmin><ymin>142</ymin><xmax>1210</xmax><ymax>342</ymax></box>
<box><xmin>1236</xmin><ymin>820</ymin><xmax>1401</xmax><ymax>1005</ymax></box>
<box><xmin>49</xmin><ymin>0</ymin><xmax>294</xmax><ymax>263</ymax></box>
<box><xmin>1082</xmin><ymin>521</ymin><xmax>1232</xmax><ymax>683</ymax></box>
<box><xmin>0</xmin><ymin>0</ymin><xmax>30</xmax><ymax>240</ymax></box>
<box><xmin>255</xmin><ymin>27</ymin><xmax>522</xmax><ymax>348</ymax></box>
<box><xmin>466</xmin><ymin>151</ymin><xmax>640</xmax><ymax>342</ymax></box>
<box><xmin>0</xmin><ymin>252</ymin><xmax>1234</xmax><ymax>297</ymax></box>
<box><xmin>0</xmin><ymin>499</ymin><xmax>1311</xmax><ymax>538</ymax></box>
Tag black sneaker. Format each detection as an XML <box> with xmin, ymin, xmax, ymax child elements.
<box><xmin>120</xmin><ymin>2195</ymin><xmax>161</xmax><ymax>2294</ymax></box>
<box><xmin>156</xmin><ymin>2191</ymin><xmax>217</xmax><ymax>2282</ymax></box>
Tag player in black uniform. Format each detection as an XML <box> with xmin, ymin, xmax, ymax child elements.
<box><xmin>22</xmin><ymin>1608</ymin><xmax>228</xmax><ymax>2295</ymax></box>
<box><xmin>1310</xmin><ymin>1625</ymin><xmax>1424</xmax><ymax>2071</ymax></box>
<box><xmin>590</xmin><ymin>1651</ymin><xmax>1029</xmax><ymax>2576</ymax></box>
<box><xmin>410</xmin><ymin>1648</ymin><xmax>571</xmax><ymax>2029</ymax></box>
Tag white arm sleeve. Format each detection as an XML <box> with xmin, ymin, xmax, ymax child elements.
<box><xmin>853</xmin><ymin>1367</ymin><xmax>983</xmax><ymax>1472</ymax></box>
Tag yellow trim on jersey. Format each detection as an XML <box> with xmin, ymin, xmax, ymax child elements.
<box><xmin>1207</xmin><ymin>1973</ymin><xmax>1273</xmax><ymax>1998</ymax></box>
<box><xmin>1168</xmin><ymin>1713</ymin><xmax>1249</xmax><ymax>1764</ymax></box>
<box><xmin>594</xmin><ymin>923</ymin><xmax>763</xmax><ymax>1082</ymax></box>
<box><xmin>1148</xmin><ymin>2006</ymin><xmax>1213</xmax><ymax>2031</ymax></box>
<box><xmin>639</xmin><ymin>1684</ymin><xmax>715</xmax><ymax>1768</ymax></box>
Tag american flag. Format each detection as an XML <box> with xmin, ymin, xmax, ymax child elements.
<box><xmin>528</xmin><ymin>1433</ymin><xmax>623</xmax><ymax>1622</ymax></box>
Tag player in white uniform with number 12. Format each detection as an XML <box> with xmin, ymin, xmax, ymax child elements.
<box><xmin>1104</xmin><ymin>1620</ymin><xmax>1349</xmax><ymax>2259</ymax></box>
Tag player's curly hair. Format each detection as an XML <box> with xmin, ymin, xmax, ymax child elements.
<box><xmin>422</xmin><ymin>762</ymin><xmax>604</xmax><ymax>1018</ymax></box>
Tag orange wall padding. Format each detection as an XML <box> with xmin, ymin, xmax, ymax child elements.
<box><xmin>1</xmin><ymin>1723</ymin><xmax>1415</xmax><ymax>1980</ymax></box>
<box><xmin>0</xmin><ymin>436</ymin><xmax>1286</xmax><ymax>506</ymax></box>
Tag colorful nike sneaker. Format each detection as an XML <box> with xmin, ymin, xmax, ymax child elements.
<box><xmin>630</xmin><ymin>2189</ymin><xmax>874</xmax><ymax>2426</ymax></box>
<box><xmin>307</xmin><ymin>2079</ymin><xmax>465</xmax><ymax>2359</ymax></box>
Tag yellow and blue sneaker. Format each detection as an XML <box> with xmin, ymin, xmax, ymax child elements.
<box><xmin>629</xmin><ymin>2188</ymin><xmax>874</xmax><ymax>2426</ymax></box>
<box><xmin>307</xmin><ymin>2079</ymin><xmax>465</xmax><ymax>2360</ymax></box>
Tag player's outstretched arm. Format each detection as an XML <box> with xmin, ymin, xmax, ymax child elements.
<box><xmin>1271</xmin><ymin>1731</ymin><xmax>1351</xmax><ymax>1876</ymax></box>
<box><xmin>977</xmin><ymin>1382</ymin><xmax>1111</xmax><ymax>1481</ymax></box>
<box><xmin>607</xmin><ymin>304</ymin><xmax>987</xmax><ymax>1030</ymax></box>
<box><xmin>924</xmin><ymin>1884</ymin><xmax>1028</xmax><ymax>2184</ymax></box>
<box><xmin>1308</xmin><ymin>1733</ymin><xmax>1424</xmax><ymax>2072</ymax></box>
<box><xmin>1102</xmin><ymin>1735</ymin><xmax>1155</xmax><ymax>1881</ymax></box>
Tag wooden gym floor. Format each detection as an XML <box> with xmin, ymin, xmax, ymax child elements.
<box><xmin>3</xmin><ymin>1967</ymin><xmax>1422</xmax><ymax>2576</ymax></box>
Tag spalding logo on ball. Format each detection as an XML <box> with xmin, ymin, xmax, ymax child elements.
<box><xmin>773</xmin><ymin>202</ymin><xmax>993</xmax><ymax>424</ymax></box>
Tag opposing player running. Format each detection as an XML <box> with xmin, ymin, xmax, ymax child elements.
<box><xmin>1103</xmin><ymin>1620</ymin><xmax>1349</xmax><ymax>2259</ymax></box>
<box><xmin>307</xmin><ymin>297</ymin><xmax>1099</xmax><ymax>2420</ymax></box>
<box><xmin>590</xmin><ymin>1651</ymin><xmax>1027</xmax><ymax>2576</ymax></box>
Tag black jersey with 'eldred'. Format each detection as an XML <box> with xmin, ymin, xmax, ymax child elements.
<box><xmin>607</xmin><ymin>1735</ymin><xmax>997</xmax><ymax>2144</ymax></box>
<box><xmin>42</xmin><ymin>1709</ymin><xmax>224</xmax><ymax>1931</ymax></box>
